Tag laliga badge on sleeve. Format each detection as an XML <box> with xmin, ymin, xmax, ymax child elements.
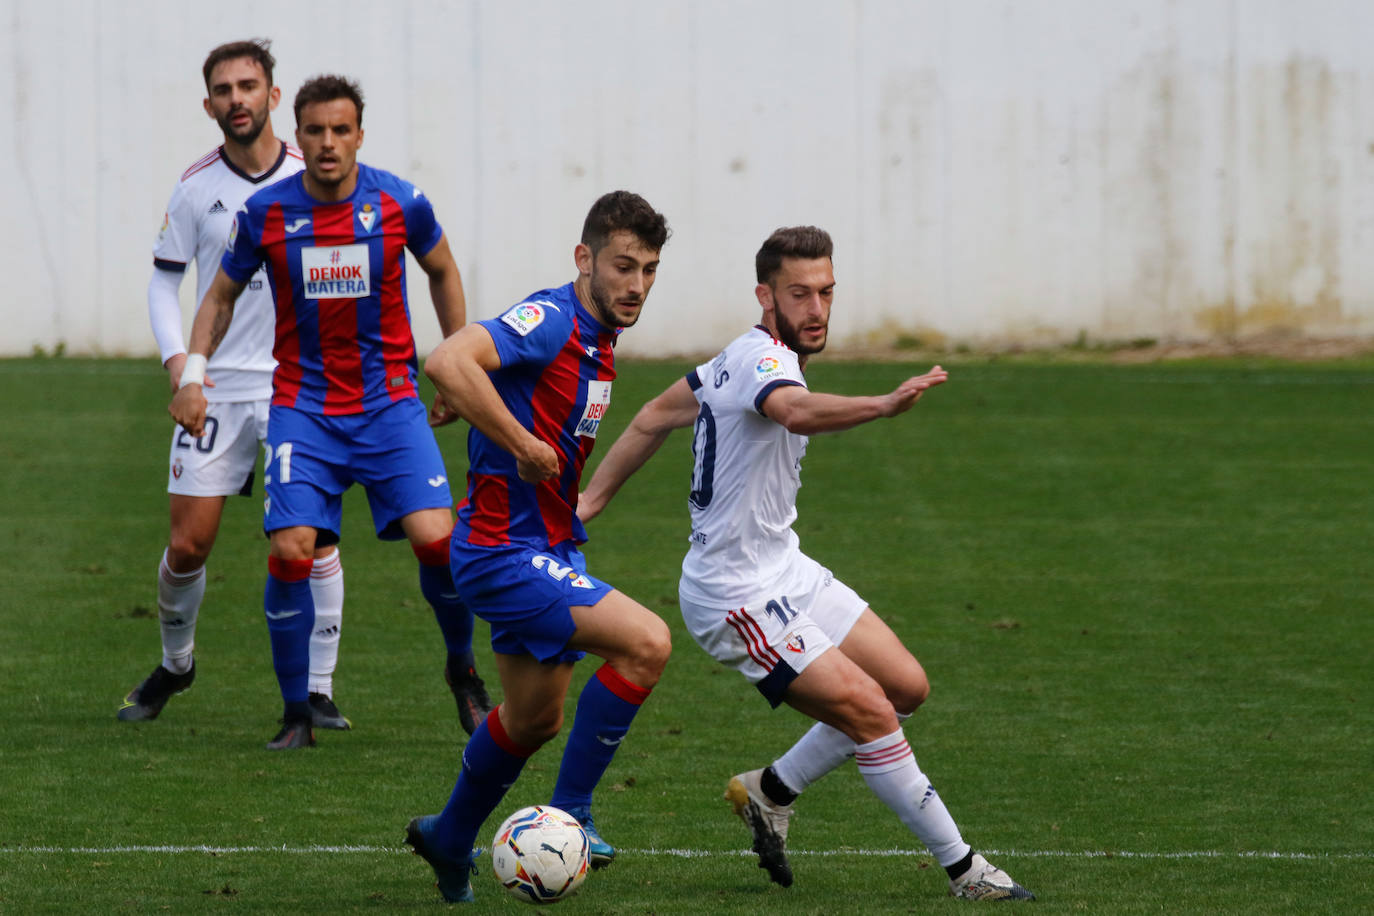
<box><xmin>755</xmin><ymin>355</ymin><xmax>787</xmax><ymax>382</ymax></box>
<box><xmin>501</xmin><ymin>301</ymin><xmax>551</xmax><ymax>336</ymax></box>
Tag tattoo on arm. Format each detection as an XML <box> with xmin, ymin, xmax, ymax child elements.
<box><xmin>209</xmin><ymin>308</ymin><xmax>233</xmax><ymax>352</ymax></box>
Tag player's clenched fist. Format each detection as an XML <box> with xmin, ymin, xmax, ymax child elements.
<box><xmin>169</xmin><ymin>384</ymin><xmax>209</xmax><ymax>438</ymax></box>
<box><xmin>516</xmin><ymin>437</ymin><xmax>561</xmax><ymax>483</ymax></box>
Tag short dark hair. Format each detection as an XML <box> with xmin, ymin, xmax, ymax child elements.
<box><xmin>202</xmin><ymin>39</ymin><xmax>276</xmax><ymax>91</ymax></box>
<box><xmin>756</xmin><ymin>226</ymin><xmax>834</xmax><ymax>285</ymax></box>
<box><xmin>581</xmin><ymin>191</ymin><xmax>670</xmax><ymax>255</ymax></box>
<box><xmin>293</xmin><ymin>75</ymin><xmax>365</xmax><ymax>127</ymax></box>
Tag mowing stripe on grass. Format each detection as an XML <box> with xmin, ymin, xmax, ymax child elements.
<box><xmin>2</xmin><ymin>846</ymin><xmax>1367</xmax><ymax>861</ymax></box>
<box><xmin>2</xmin><ymin>360</ymin><xmax>1372</xmax><ymax>387</ymax></box>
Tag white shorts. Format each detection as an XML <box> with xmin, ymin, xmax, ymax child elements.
<box><xmin>679</xmin><ymin>553</ymin><xmax>868</xmax><ymax>707</ymax></box>
<box><xmin>167</xmin><ymin>400</ymin><xmax>269</xmax><ymax>498</ymax></box>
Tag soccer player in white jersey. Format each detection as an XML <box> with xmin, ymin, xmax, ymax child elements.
<box><xmin>116</xmin><ymin>40</ymin><xmax>352</xmax><ymax>729</ymax></box>
<box><xmin>578</xmin><ymin>226</ymin><xmax>1034</xmax><ymax>901</ymax></box>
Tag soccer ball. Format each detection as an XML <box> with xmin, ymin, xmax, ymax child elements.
<box><xmin>491</xmin><ymin>805</ymin><xmax>590</xmax><ymax>904</ymax></box>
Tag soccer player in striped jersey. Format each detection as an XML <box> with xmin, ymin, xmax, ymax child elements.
<box><xmin>169</xmin><ymin>74</ymin><xmax>490</xmax><ymax>750</ymax></box>
<box><xmin>119</xmin><ymin>40</ymin><xmax>352</xmax><ymax>731</ymax></box>
<box><xmin>578</xmin><ymin>226</ymin><xmax>1035</xmax><ymax>901</ymax></box>
<box><xmin>404</xmin><ymin>191</ymin><xmax>672</xmax><ymax>903</ymax></box>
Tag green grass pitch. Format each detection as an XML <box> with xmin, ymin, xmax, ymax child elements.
<box><xmin>0</xmin><ymin>356</ymin><xmax>1370</xmax><ymax>913</ymax></box>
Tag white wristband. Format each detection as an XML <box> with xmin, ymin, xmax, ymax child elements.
<box><xmin>180</xmin><ymin>353</ymin><xmax>208</xmax><ymax>389</ymax></box>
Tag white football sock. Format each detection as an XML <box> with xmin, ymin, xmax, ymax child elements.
<box><xmin>308</xmin><ymin>548</ymin><xmax>344</xmax><ymax>696</ymax></box>
<box><xmin>770</xmin><ymin>711</ymin><xmax>912</xmax><ymax>795</ymax></box>
<box><xmin>158</xmin><ymin>549</ymin><xmax>204</xmax><ymax>675</ymax></box>
<box><xmin>854</xmin><ymin>728</ymin><xmax>971</xmax><ymax>867</ymax></box>
<box><xmin>771</xmin><ymin>721</ymin><xmax>855</xmax><ymax>795</ymax></box>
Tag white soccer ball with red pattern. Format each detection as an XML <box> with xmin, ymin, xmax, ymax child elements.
<box><xmin>491</xmin><ymin>805</ymin><xmax>590</xmax><ymax>904</ymax></box>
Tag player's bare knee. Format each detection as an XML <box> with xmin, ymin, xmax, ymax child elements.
<box><xmin>615</xmin><ymin>643</ymin><xmax>670</xmax><ymax>690</ymax></box>
<box><xmin>268</xmin><ymin>528</ymin><xmax>316</xmax><ymax>561</ymax></box>
<box><xmin>166</xmin><ymin>525</ymin><xmax>215</xmax><ymax>569</ymax></box>
<box><xmin>641</xmin><ymin>617</ymin><xmax>673</xmax><ymax>678</ymax></box>
<box><xmin>844</xmin><ymin>681</ymin><xmax>901</xmax><ymax>743</ymax></box>
<box><xmin>888</xmin><ymin>674</ymin><xmax>930</xmax><ymax>716</ymax></box>
<box><xmin>165</xmin><ymin>540</ymin><xmax>210</xmax><ymax>572</ymax></box>
<box><xmin>609</xmin><ymin>613</ymin><xmax>671</xmax><ymax>687</ymax></box>
<box><xmin>643</xmin><ymin>616</ymin><xmax>672</xmax><ymax>671</ymax></box>
<box><xmin>506</xmin><ymin>706</ymin><xmax>564</xmax><ymax>747</ymax></box>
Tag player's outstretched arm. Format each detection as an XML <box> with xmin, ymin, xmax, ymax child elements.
<box><xmin>579</xmin><ymin>377</ymin><xmax>699</xmax><ymax>523</ymax></box>
<box><xmin>168</xmin><ymin>268</ymin><xmax>246</xmax><ymax>437</ymax></box>
<box><xmin>761</xmin><ymin>365</ymin><xmax>948</xmax><ymax>435</ymax></box>
<box><xmin>424</xmin><ymin>324</ymin><xmax>560</xmax><ymax>482</ymax></box>
<box><xmin>416</xmin><ymin>234</ymin><xmax>468</xmax><ymax>426</ymax></box>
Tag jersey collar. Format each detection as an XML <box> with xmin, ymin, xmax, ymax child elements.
<box><xmin>753</xmin><ymin>324</ymin><xmax>792</xmax><ymax>351</ymax></box>
<box><xmin>219</xmin><ymin>141</ymin><xmax>290</xmax><ymax>184</ymax></box>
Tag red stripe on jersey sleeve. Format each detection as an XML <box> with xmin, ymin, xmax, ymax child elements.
<box><xmin>465</xmin><ymin>473</ymin><xmax>512</xmax><ymax>546</ymax></box>
<box><xmin>313</xmin><ymin>203</ymin><xmax>365</xmax><ymax>414</ymax></box>
<box><xmin>180</xmin><ymin>148</ymin><xmax>222</xmax><ymax>181</ymax></box>
<box><xmin>262</xmin><ymin>203</ymin><xmax>303</xmax><ymax>408</ymax></box>
<box><xmin>377</xmin><ymin>192</ymin><xmax>417</xmax><ymax>402</ymax></box>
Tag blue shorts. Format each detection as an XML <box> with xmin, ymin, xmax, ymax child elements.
<box><xmin>450</xmin><ymin>539</ymin><xmax>613</xmax><ymax>663</ymax></box>
<box><xmin>263</xmin><ymin>400</ymin><xmax>453</xmax><ymax>541</ymax></box>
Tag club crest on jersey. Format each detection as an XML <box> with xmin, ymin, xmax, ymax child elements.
<box><xmin>575</xmin><ymin>380</ymin><xmax>612</xmax><ymax>438</ymax></box>
<box><xmin>301</xmin><ymin>243</ymin><xmax>370</xmax><ymax>298</ymax></box>
<box><xmin>357</xmin><ymin>203</ymin><xmax>376</xmax><ymax>232</ymax></box>
<box><xmin>755</xmin><ymin>356</ymin><xmax>786</xmax><ymax>381</ymax></box>
<box><xmin>531</xmin><ymin>555</ymin><xmax>594</xmax><ymax>588</ymax></box>
<box><xmin>501</xmin><ymin>301</ymin><xmax>552</xmax><ymax>336</ymax></box>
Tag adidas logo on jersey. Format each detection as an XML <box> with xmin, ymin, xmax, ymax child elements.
<box><xmin>208</xmin><ymin>199</ymin><xmax>227</xmax><ymax>213</ymax></box>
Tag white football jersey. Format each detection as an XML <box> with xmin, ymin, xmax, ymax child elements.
<box><xmin>679</xmin><ymin>325</ymin><xmax>809</xmax><ymax>606</ymax></box>
<box><xmin>151</xmin><ymin>142</ymin><xmax>304</xmax><ymax>402</ymax></box>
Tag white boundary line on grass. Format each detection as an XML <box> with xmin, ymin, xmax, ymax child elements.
<box><xmin>2</xmin><ymin>846</ymin><xmax>1368</xmax><ymax>861</ymax></box>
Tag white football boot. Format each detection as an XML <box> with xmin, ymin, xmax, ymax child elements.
<box><xmin>725</xmin><ymin>769</ymin><xmax>794</xmax><ymax>887</ymax></box>
<box><xmin>949</xmin><ymin>853</ymin><xmax>1035</xmax><ymax>900</ymax></box>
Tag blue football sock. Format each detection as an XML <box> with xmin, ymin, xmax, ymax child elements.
<box><xmin>437</xmin><ymin>712</ymin><xmax>534</xmax><ymax>855</ymax></box>
<box><xmin>415</xmin><ymin>546</ymin><xmax>475</xmax><ymax>659</ymax></box>
<box><xmin>265</xmin><ymin>556</ymin><xmax>315</xmax><ymax>719</ymax></box>
<box><xmin>550</xmin><ymin>664</ymin><xmax>651</xmax><ymax>812</ymax></box>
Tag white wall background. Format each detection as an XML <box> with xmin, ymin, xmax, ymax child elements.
<box><xmin>5</xmin><ymin>0</ymin><xmax>1374</xmax><ymax>358</ymax></box>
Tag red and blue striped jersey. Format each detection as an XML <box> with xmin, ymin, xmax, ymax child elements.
<box><xmin>455</xmin><ymin>283</ymin><xmax>619</xmax><ymax>549</ymax></box>
<box><xmin>220</xmin><ymin>163</ymin><xmax>443</xmax><ymax>415</ymax></box>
